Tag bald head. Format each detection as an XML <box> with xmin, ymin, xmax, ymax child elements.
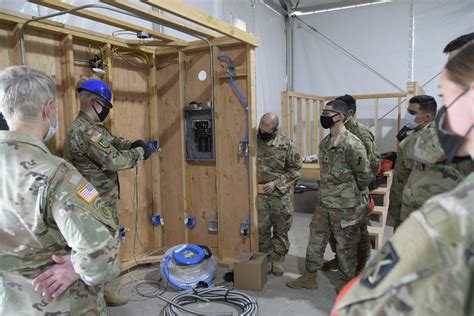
<box><xmin>259</xmin><ymin>112</ymin><xmax>279</xmax><ymax>133</ymax></box>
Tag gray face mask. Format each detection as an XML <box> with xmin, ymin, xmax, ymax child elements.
<box><xmin>43</xmin><ymin>105</ymin><xmax>58</xmax><ymax>142</ymax></box>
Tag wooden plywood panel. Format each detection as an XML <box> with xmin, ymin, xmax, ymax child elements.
<box><xmin>216</xmin><ymin>44</ymin><xmax>250</xmax><ymax>260</ymax></box>
<box><xmin>111</xmin><ymin>55</ymin><xmax>154</xmax><ymax>261</ymax></box>
<box><xmin>156</xmin><ymin>53</ymin><xmax>185</xmax><ymax>247</ymax></box>
<box><xmin>0</xmin><ymin>22</ymin><xmax>13</xmax><ymax>69</ymax></box>
<box><xmin>183</xmin><ymin>49</ymin><xmax>218</xmax><ymax>253</ymax></box>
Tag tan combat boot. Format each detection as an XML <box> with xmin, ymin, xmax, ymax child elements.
<box><xmin>104</xmin><ymin>290</ymin><xmax>128</xmax><ymax>306</ymax></box>
<box><xmin>322</xmin><ymin>257</ymin><xmax>339</xmax><ymax>271</ymax></box>
<box><xmin>286</xmin><ymin>270</ymin><xmax>318</xmax><ymax>290</ymax></box>
<box><xmin>272</xmin><ymin>256</ymin><xmax>285</xmax><ymax>276</ymax></box>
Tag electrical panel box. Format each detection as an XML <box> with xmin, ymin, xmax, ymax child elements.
<box><xmin>184</xmin><ymin>101</ymin><xmax>214</xmax><ymax>161</ymax></box>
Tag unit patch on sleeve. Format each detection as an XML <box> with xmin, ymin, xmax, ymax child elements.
<box><xmin>77</xmin><ymin>183</ymin><xmax>99</xmax><ymax>204</ymax></box>
<box><xmin>90</xmin><ymin>131</ymin><xmax>103</xmax><ymax>143</ymax></box>
<box><xmin>360</xmin><ymin>241</ymin><xmax>399</xmax><ymax>288</ymax></box>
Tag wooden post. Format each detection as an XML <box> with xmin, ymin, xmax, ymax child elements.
<box><xmin>178</xmin><ymin>50</ymin><xmax>189</xmax><ymax>244</ymax></box>
<box><xmin>103</xmin><ymin>43</ymin><xmax>113</xmax><ymax>132</ymax></box>
<box><xmin>305</xmin><ymin>99</ymin><xmax>311</xmax><ymax>156</ymax></box>
<box><xmin>296</xmin><ymin>97</ymin><xmax>303</xmax><ymax>155</ymax></box>
<box><xmin>312</xmin><ymin>99</ymin><xmax>319</xmax><ymax>154</ymax></box>
<box><xmin>247</xmin><ymin>47</ymin><xmax>258</xmax><ymax>252</ymax></box>
<box><xmin>9</xmin><ymin>23</ymin><xmax>21</xmax><ymax>65</ymax></box>
<box><xmin>148</xmin><ymin>54</ymin><xmax>162</xmax><ymax>250</ymax></box>
<box><xmin>288</xmin><ymin>96</ymin><xmax>294</xmax><ymax>139</ymax></box>
<box><xmin>318</xmin><ymin>100</ymin><xmax>324</xmax><ymax>150</ymax></box>
<box><xmin>281</xmin><ymin>92</ymin><xmax>289</xmax><ymax>136</ymax></box>
<box><xmin>60</xmin><ymin>35</ymin><xmax>77</xmax><ymax>130</ymax></box>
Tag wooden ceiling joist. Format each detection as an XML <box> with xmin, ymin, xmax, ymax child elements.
<box><xmin>0</xmin><ymin>9</ymin><xmax>156</xmax><ymax>54</ymax></box>
<box><xmin>141</xmin><ymin>0</ymin><xmax>259</xmax><ymax>47</ymax></box>
<box><xmin>101</xmin><ymin>0</ymin><xmax>219</xmax><ymax>40</ymax></box>
<box><xmin>29</xmin><ymin>0</ymin><xmax>187</xmax><ymax>46</ymax></box>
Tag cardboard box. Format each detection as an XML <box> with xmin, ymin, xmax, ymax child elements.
<box><xmin>234</xmin><ymin>252</ymin><xmax>267</xmax><ymax>291</ymax></box>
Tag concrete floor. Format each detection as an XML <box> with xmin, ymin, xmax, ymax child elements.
<box><xmin>109</xmin><ymin>191</ymin><xmax>393</xmax><ymax>316</ymax></box>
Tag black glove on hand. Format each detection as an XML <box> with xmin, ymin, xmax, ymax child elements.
<box><xmin>131</xmin><ymin>140</ymin><xmax>147</xmax><ymax>149</ymax></box>
<box><xmin>131</xmin><ymin>140</ymin><xmax>152</xmax><ymax>160</ymax></box>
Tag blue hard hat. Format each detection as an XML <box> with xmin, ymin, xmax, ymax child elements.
<box><xmin>77</xmin><ymin>79</ymin><xmax>113</xmax><ymax>108</ymax></box>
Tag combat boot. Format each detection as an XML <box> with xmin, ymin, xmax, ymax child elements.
<box><xmin>322</xmin><ymin>257</ymin><xmax>339</xmax><ymax>271</ymax></box>
<box><xmin>271</xmin><ymin>256</ymin><xmax>285</xmax><ymax>276</ymax></box>
<box><xmin>104</xmin><ymin>290</ymin><xmax>128</xmax><ymax>306</ymax></box>
<box><xmin>286</xmin><ymin>270</ymin><xmax>317</xmax><ymax>290</ymax></box>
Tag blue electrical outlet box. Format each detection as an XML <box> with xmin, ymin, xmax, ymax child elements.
<box><xmin>148</xmin><ymin>140</ymin><xmax>159</xmax><ymax>152</ymax></box>
<box><xmin>152</xmin><ymin>214</ymin><xmax>164</xmax><ymax>225</ymax></box>
<box><xmin>185</xmin><ymin>216</ymin><xmax>196</xmax><ymax>229</ymax></box>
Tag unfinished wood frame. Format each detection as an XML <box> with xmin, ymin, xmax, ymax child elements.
<box><xmin>280</xmin><ymin>83</ymin><xmax>425</xmax><ymax>156</ymax></box>
<box><xmin>0</xmin><ymin>1</ymin><xmax>259</xmax><ymax>267</ymax></box>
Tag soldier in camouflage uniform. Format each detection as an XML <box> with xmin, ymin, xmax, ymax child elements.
<box><xmin>400</xmin><ymin>120</ymin><xmax>474</xmax><ymax>221</ymax></box>
<box><xmin>0</xmin><ymin>66</ymin><xmax>121</xmax><ymax>315</ymax></box>
<box><xmin>257</xmin><ymin>112</ymin><xmax>301</xmax><ymax>276</ymax></box>
<box><xmin>287</xmin><ymin>100</ymin><xmax>372</xmax><ymax>292</ymax></box>
<box><xmin>323</xmin><ymin>95</ymin><xmax>381</xmax><ymax>273</ymax></box>
<box><xmin>389</xmin><ymin>95</ymin><xmax>436</xmax><ymax>228</ymax></box>
<box><xmin>332</xmin><ymin>39</ymin><xmax>474</xmax><ymax>316</ymax></box>
<box><xmin>63</xmin><ymin>79</ymin><xmax>152</xmax><ymax>305</ymax></box>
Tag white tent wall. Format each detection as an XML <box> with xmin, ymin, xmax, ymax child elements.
<box><xmin>293</xmin><ymin>0</ymin><xmax>474</xmax><ymax>154</ymax></box>
<box><xmin>0</xmin><ymin>0</ymin><xmax>287</xmax><ymax>123</ymax></box>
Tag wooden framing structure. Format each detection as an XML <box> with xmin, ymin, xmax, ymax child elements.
<box><xmin>0</xmin><ymin>0</ymin><xmax>259</xmax><ymax>268</ymax></box>
<box><xmin>281</xmin><ymin>82</ymin><xmax>425</xmax><ymax>158</ymax></box>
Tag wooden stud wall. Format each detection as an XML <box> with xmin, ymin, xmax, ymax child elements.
<box><xmin>0</xmin><ymin>9</ymin><xmax>258</xmax><ymax>266</ymax></box>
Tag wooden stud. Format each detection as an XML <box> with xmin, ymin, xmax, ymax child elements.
<box><xmin>157</xmin><ymin>36</ymin><xmax>243</xmax><ymax>55</ymax></box>
<box><xmin>142</xmin><ymin>0</ymin><xmax>259</xmax><ymax>47</ymax></box>
<box><xmin>247</xmin><ymin>46</ymin><xmax>258</xmax><ymax>252</ymax></box>
<box><xmin>312</xmin><ymin>99</ymin><xmax>319</xmax><ymax>154</ymax></box>
<box><xmin>281</xmin><ymin>92</ymin><xmax>289</xmax><ymax>136</ymax></box>
<box><xmin>288</xmin><ymin>96</ymin><xmax>294</xmax><ymax>139</ymax></box>
<box><xmin>9</xmin><ymin>23</ymin><xmax>21</xmax><ymax>65</ymax></box>
<box><xmin>29</xmin><ymin>0</ymin><xmax>186</xmax><ymax>45</ymax></box>
<box><xmin>148</xmin><ymin>54</ymin><xmax>163</xmax><ymax>250</ymax></box>
<box><xmin>178</xmin><ymin>50</ymin><xmax>189</xmax><ymax>244</ymax></box>
<box><xmin>103</xmin><ymin>43</ymin><xmax>113</xmax><ymax>132</ymax></box>
<box><xmin>318</xmin><ymin>100</ymin><xmax>324</xmax><ymax>150</ymax></box>
<box><xmin>101</xmin><ymin>0</ymin><xmax>218</xmax><ymax>39</ymax></box>
<box><xmin>60</xmin><ymin>34</ymin><xmax>77</xmax><ymax>132</ymax></box>
<box><xmin>397</xmin><ymin>97</ymin><xmax>401</xmax><ymax>133</ymax></box>
<box><xmin>296</xmin><ymin>98</ymin><xmax>303</xmax><ymax>155</ymax></box>
<box><xmin>305</xmin><ymin>99</ymin><xmax>311</xmax><ymax>156</ymax></box>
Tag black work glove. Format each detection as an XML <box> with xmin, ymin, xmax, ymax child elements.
<box><xmin>131</xmin><ymin>140</ymin><xmax>152</xmax><ymax>160</ymax></box>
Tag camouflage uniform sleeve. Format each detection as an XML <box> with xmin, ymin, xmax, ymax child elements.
<box><xmin>347</xmin><ymin>140</ymin><xmax>372</xmax><ymax>191</ymax></box>
<box><xmin>405</xmin><ymin>123</ymin><xmax>446</xmax><ymax>164</ymax></box>
<box><xmin>358</xmin><ymin>131</ymin><xmax>381</xmax><ymax>177</ymax></box>
<box><xmin>47</xmin><ymin>163</ymin><xmax>121</xmax><ymax>285</ymax></box>
<box><xmin>83</xmin><ymin>128</ymin><xmax>144</xmax><ymax>172</ymax></box>
<box><xmin>110</xmin><ymin>135</ymin><xmax>133</xmax><ymax>150</ymax></box>
<box><xmin>274</xmin><ymin>140</ymin><xmax>302</xmax><ymax>190</ymax></box>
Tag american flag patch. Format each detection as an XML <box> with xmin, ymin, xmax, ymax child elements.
<box><xmin>77</xmin><ymin>183</ymin><xmax>99</xmax><ymax>204</ymax></box>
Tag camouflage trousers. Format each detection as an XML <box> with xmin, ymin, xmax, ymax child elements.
<box><xmin>257</xmin><ymin>193</ymin><xmax>293</xmax><ymax>258</ymax></box>
<box><xmin>306</xmin><ymin>206</ymin><xmax>363</xmax><ymax>282</ymax></box>
<box><xmin>328</xmin><ymin>215</ymin><xmax>371</xmax><ymax>272</ymax></box>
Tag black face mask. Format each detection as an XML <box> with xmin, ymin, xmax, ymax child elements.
<box><xmin>91</xmin><ymin>101</ymin><xmax>110</xmax><ymax>122</ymax></box>
<box><xmin>396</xmin><ymin>125</ymin><xmax>412</xmax><ymax>142</ymax></box>
<box><xmin>435</xmin><ymin>88</ymin><xmax>471</xmax><ymax>162</ymax></box>
<box><xmin>320</xmin><ymin>113</ymin><xmax>339</xmax><ymax>129</ymax></box>
<box><xmin>259</xmin><ymin>129</ymin><xmax>276</xmax><ymax>141</ymax></box>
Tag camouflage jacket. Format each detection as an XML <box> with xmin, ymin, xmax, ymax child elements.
<box><xmin>389</xmin><ymin>128</ymin><xmax>420</xmax><ymax>213</ymax></box>
<box><xmin>0</xmin><ymin>131</ymin><xmax>121</xmax><ymax>315</ymax></box>
<box><xmin>347</xmin><ymin>120</ymin><xmax>381</xmax><ymax>177</ymax></box>
<box><xmin>402</xmin><ymin>121</ymin><xmax>474</xmax><ymax>212</ymax></box>
<box><xmin>64</xmin><ymin>112</ymin><xmax>143</xmax><ymax>220</ymax></box>
<box><xmin>257</xmin><ymin>131</ymin><xmax>301</xmax><ymax>196</ymax></box>
<box><xmin>318</xmin><ymin>128</ymin><xmax>372</xmax><ymax>209</ymax></box>
<box><xmin>332</xmin><ymin>172</ymin><xmax>474</xmax><ymax>316</ymax></box>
